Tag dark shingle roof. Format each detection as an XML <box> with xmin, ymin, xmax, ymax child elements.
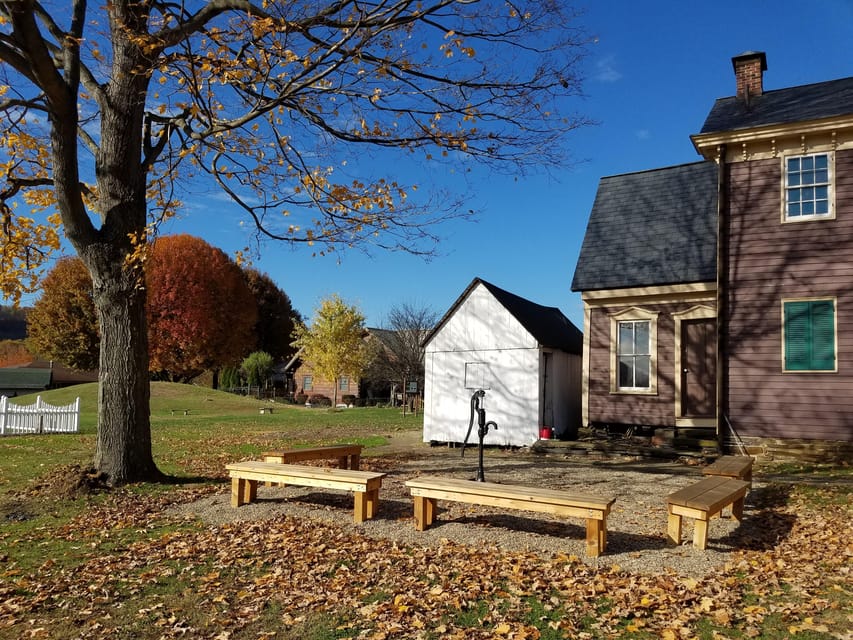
<box><xmin>0</xmin><ymin>368</ymin><xmax>52</xmax><ymax>391</ymax></box>
<box><xmin>699</xmin><ymin>75</ymin><xmax>853</xmax><ymax>135</ymax></box>
<box><xmin>425</xmin><ymin>278</ymin><xmax>583</xmax><ymax>354</ymax></box>
<box><xmin>571</xmin><ymin>161</ymin><xmax>718</xmax><ymax>292</ymax></box>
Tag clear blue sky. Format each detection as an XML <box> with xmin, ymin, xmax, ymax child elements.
<box><xmin>15</xmin><ymin>1</ymin><xmax>853</xmax><ymax>330</ymax></box>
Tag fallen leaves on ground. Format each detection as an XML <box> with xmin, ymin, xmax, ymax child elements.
<box><xmin>1</xmin><ymin>480</ymin><xmax>850</xmax><ymax>639</ymax></box>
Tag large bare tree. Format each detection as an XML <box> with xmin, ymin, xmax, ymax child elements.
<box><xmin>0</xmin><ymin>0</ymin><xmax>589</xmax><ymax>483</ymax></box>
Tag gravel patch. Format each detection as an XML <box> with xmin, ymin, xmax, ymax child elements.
<box><xmin>171</xmin><ymin>440</ymin><xmax>769</xmax><ymax>577</ymax></box>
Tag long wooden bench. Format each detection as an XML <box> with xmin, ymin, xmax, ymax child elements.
<box><xmin>702</xmin><ymin>455</ymin><xmax>753</xmax><ymax>484</ymax></box>
<box><xmin>405</xmin><ymin>476</ymin><xmax>616</xmax><ymax>557</ymax></box>
<box><xmin>666</xmin><ymin>476</ymin><xmax>750</xmax><ymax>549</ymax></box>
<box><xmin>262</xmin><ymin>444</ymin><xmax>363</xmax><ymax>469</ymax></box>
<box><xmin>226</xmin><ymin>461</ymin><xmax>386</xmax><ymax>523</ymax></box>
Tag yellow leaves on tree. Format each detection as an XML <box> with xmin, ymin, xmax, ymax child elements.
<box><xmin>291</xmin><ymin>294</ymin><xmax>372</xmax><ymax>406</ymax></box>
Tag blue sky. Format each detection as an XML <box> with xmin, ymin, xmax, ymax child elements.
<box><xmin>14</xmin><ymin>1</ymin><xmax>853</xmax><ymax>330</ymax></box>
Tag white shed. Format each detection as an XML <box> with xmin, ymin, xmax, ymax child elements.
<box><xmin>423</xmin><ymin>278</ymin><xmax>583</xmax><ymax>447</ymax></box>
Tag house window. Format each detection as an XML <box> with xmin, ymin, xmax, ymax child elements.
<box><xmin>618</xmin><ymin>321</ymin><xmax>651</xmax><ymax>389</ymax></box>
<box><xmin>339</xmin><ymin>376</ymin><xmax>349</xmax><ymax>391</ymax></box>
<box><xmin>609</xmin><ymin>307</ymin><xmax>658</xmax><ymax>394</ymax></box>
<box><xmin>785</xmin><ymin>153</ymin><xmax>832</xmax><ymax>221</ymax></box>
<box><xmin>783</xmin><ymin>299</ymin><xmax>836</xmax><ymax>372</ymax></box>
<box><xmin>303</xmin><ymin>375</ymin><xmax>313</xmax><ymax>391</ymax></box>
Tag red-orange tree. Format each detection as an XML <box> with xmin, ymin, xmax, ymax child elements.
<box><xmin>242</xmin><ymin>268</ymin><xmax>301</xmax><ymax>362</ymax></box>
<box><xmin>0</xmin><ymin>1</ymin><xmax>589</xmax><ymax>483</ymax></box>
<box><xmin>26</xmin><ymin>256</ymin><xmax>100</xmax><ymax>370</ymax></box>
<box><xmin>147</xmin><ymin>235</ymin><xmax>257</xmax><ymax>382</ymax></box>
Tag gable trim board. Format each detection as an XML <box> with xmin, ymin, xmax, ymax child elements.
<box><xmin>423</xmin><ymin>278</ymin><xmax>582</xmax><ymax>447</ymax></box>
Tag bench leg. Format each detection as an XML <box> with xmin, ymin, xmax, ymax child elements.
<box><xmin>354</xmin><ymin>491</ymin><xmax>368</xmax><ymax>523</ymax></box>
<box><xmin>667</xmin><ymin>511</ymin><xmax>682</xmax><ymax>545</ymax></box>
<box><xmin>337</xmin><ymin>455</ymin><xmax>348</xmax><ymax>469</ymax></box>
<box><xmin>350</xmin><ymin>454</ymin><xmax>361</xmax><ymax>470</ymax></box>
<box><xmin>586</xmin><ymin>519</ymin><xmax>605</xmax><ymax>557</ymax></box>
<box><xmin>232</xmin><ymin>478</ymin><xmax>258</xmax><ymax>507</ymax></box>
<box><xmin>231</xmin><ymin>478</ymin><xmax>245</xmax><ymax>507</ymax></box>
<box><xmin>731</xmin><ymin>495</ymin><xmax>744</xmax><ymax>521</ymax></box>
<box><xmin>366</xmin><ymin>489</ymin><xmax>379</xmax><ymax>519</ymax></box>
<box><xmin>692</xmin><ymin>518</ymin><xmax>710</xmax><ymax>550</ymax></box>
<box><xmin>412</xmin><ymin>496</ymin><xmax>436</xmax><ymax>531</ymax></box>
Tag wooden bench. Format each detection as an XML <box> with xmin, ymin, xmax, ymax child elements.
<box><xmin>405</xmin><ymin>476</ymin><xmax>616</xmax><ymax>557</ymax></box>
<box><xmin>702</xmin><ymin>455</ymin><xmax>753</xmax><ymax>484</ymax></box>
<box><xmin>666</xmin><ymin>476</ymin><xmax>750</xmax><ymax>549</ymax></box>
<box><xmin>226</xmin><ymin>461</ymin><xmax>386</xmax><ymax>522</ymax></box>
<box><xmin>262</xmin><ymin>444</ymin><xmax>363</xmax><ymax>469</ymax></box>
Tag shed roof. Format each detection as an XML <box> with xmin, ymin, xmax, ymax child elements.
<box><xmin>698</xmin><ymin>75</ymin><xmax>853</xmax><ymax>135</ymax></box>
<box><xmin>571</xmin><ymin>161</ymin><xmax>718</xmax><ymax>292</ymax></box>
<box><xmin>425</xmin><ymin>278</ymin><xmax>583</xmax><ymax>354</ymax></box>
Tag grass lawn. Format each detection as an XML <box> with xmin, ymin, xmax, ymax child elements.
<box><xmin>0</xmin><ymin>383</ymin><xmax>850</xmax><ymax>640</ymax></box>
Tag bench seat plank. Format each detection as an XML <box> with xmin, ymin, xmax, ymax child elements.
<box><xmin>405</xmin><ymin>476</ymin><xmax>615</xmax><ymax>557</ymax></box>
<box><xmin>702</xmin><ymin>455</ymin><xmax>753</xmax><ymax>483</ymax></box>
<box><xmin>226</xmin><ymin>461</ymin><xmax>385</xmax><ymax>523</ymax></box>
<box><xmin>262</xmin><ymin>444</ymin><xmax>363</xmax><ymax>469</ymax></box>
<box><xmin>666</xmin><ymin>476</ymin><xmax>749</xmax><ymax>549</ymax></box>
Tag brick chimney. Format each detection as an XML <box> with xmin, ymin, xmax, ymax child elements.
<box><xmin>732</xmin><ymin>51</ymin><xmax>767</xmax><ymax>101</ymax></box>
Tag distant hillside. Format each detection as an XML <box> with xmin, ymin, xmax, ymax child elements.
<box><xmin>0</xmin><ymin>306</ymin><xmax>28</xmax><ymax>340</ymax></box>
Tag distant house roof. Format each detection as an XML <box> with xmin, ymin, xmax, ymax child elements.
<box><xmin>698</xmin><ymin>75</ymin><xmax>853</xmax><ymax>135</ymax></box>
<box><xmin>0</xmin><ymin>367</ymin><xmax>52</xmax><ymax>392</ymax></box>
<box><xmin>426</xmin><ymin>278</ymin><xmax>583</xmax><ymax>354</ymax></box>
<box><xmin>572</xmin><ymin>161</ymin><xmax>718</xmax><ymax>292</ymax></box>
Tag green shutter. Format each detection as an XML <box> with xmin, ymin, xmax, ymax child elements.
<box><xmin>810</xmin><ymin>300</ymin><xmax>836</xmax><ymax>370</ymax></box>
<box><xmin>784</xmin><ymin>302</ymin><xmax>810</xmax><ymax>371</ymax></box>
<box><xmin>784</xmin><ymin>300</ymin><xmax>836</xmax><ymax>371</ymax></box>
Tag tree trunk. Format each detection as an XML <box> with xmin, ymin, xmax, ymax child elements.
<box><xmin>91</xmin><ymin>255</ymin><xmax>160</xmax><ymax>484</ymax></box>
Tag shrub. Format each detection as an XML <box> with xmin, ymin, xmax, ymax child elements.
<box><xmin>295</xmin><ymin>393</ymin><xmax>308</xmax><ymax>405</ymax></box>
<box><xmin>307</xmin><ymin>394</ymin><xmax>331</xmax><ymax>407</ymax></box>
<box><xmin>342</xmin><ymin>394</ymin><xmax>357</xmax><ymax>406</ymax></box>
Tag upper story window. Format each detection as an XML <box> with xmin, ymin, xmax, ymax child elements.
<box><xmin>303</xmin><ymin>375</ymin><xmax>313</xmax><ymax>391</ymax></box>
<box><xmin>339</xmin><ymin>376</ymin><xmax>349</xmax><ymax>391</ymax></box>
<box><xmin>785</xmin><ymin>153</ymin><xmax>832</xmax><ymax>221</ymax></box>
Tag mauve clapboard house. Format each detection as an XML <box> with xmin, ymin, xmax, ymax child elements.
<box><xmin>572</xmin><ymin>52</ymin><xmax>853</xmax><ymax>461</ymax></box>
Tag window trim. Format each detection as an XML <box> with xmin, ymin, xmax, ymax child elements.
<box><xmin>339</xmin><ymin>376</ymin><xmax>349</xmax><ymax>391</ymax></box>
<box><xmin>302</xmin><ymin>375</ymin><xmax>313</xmax><ymax>392</ymax></box>
<box><xmin>781</xmin><ymin>297</ymin><xmax>837</xmax><ymax>373</ymax></box>
<box><xmin>609</xmin><ymin>307</ymin><xmax>658</xmax><ymax>395</ymax></box>
<box><xmin>781</xmin><ymin>151</ymin><xmax>835</xmax><ymax>223</ymax></box>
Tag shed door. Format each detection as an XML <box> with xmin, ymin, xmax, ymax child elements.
<box><xmin>681</xmin><ymin>319</ymin><xmax>716</xmax><ymax>417</ymax></box>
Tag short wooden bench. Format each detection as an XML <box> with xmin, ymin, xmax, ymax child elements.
<box><xmin>405</xmin><ymin>476</ymin><xmax>616</xmax><ymax>557</ymax></box>
<box><xmin>666</xmin><ymin>476</ymin><xmax>750</xmax><ymax>549</ymax></box>
<box><xmin>702</xmin><ymin>455</ymin><xmax>753</xmax><ymax>484</ymax></box>
<box><xmin>262</xmin><ymin>444</ymin><xmax>363</xmax><ymax>469</ymax></box>
<box><xmin>226</xmin><ymin>461</ymin><xmax>386</xmax><ymax>523</ymax></box>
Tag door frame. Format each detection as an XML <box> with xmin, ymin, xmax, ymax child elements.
<box><xmin>673</xmin><ymin>305</ymin><xmax>717</xmax><ymax>427</ymax></box>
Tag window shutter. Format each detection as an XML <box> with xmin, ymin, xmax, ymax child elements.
<box><xmin>811</xmin><ymin>300</ymin><xmax>836</xmax><ymax>370</ymax></box>
<box><xmin>784</xmin><ymin>302</ymin><xmax>810</xmax><ymax>370</ymax></box>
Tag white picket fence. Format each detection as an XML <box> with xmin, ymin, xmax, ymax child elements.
<box><xmin>0</xmin><ymin>395</ymin><xmax>80</xmax><ymax>435</ymax></box>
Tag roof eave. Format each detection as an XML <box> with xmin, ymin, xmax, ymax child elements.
<box><xmin>692</xmin><ymin>113</ymin><xmax>853</xmax><ymax>158</ymax></box>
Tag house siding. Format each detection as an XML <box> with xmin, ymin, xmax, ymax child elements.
<box><xmin>293</xmin><ymin>362</ymin><xmax>360</xmax><ymax>402</ymax></box>
<box><xmin>586</xmin><ymin>300</ymin><xmax>708</xmax><ymax>428</ymax></box>
<box><xmin>725</xmin><ymin>149</ymin><xmax>853</xmax><ymax>442</ymax></box>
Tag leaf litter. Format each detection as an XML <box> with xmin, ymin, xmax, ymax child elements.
<box><xmin>0</xmin><ymin>449</ymin><xmax>850</xmax><ymax>639</ymax></box>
